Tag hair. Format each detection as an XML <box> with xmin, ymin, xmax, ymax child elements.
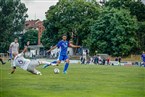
<box><xmin>62</xmin><ymin>34</ymin><xmax>67</xmax><ymax>37</ymax></box>
<box><xmin>15</xmin><ymin>38</ymin><xmax>18</xmax><ymax>40</ymax></box>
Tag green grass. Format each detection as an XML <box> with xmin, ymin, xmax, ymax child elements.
<box><xmin>0</xmin><ymin>62</ymin><xmax>145</xmax><ymax>97</ymax></box>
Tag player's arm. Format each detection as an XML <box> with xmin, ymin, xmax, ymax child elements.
<box><xmin>69</xmin><ymin>43</ymin><xmax>81</xmax><ymax>48</ymax></box>
<box><xmin>47</xmin><ymin>45</ymin><xmax>57</xmax><ymax>53</ymax></box>
<box><xmin>22</xmin><ymin>41</ymin><xmax>30</xmax><ymax>53</ymax></box>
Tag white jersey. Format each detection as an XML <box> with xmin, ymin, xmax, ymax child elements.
<box><xmin>13</xmin><ymin>52</ymin><xmax>30</xmax><ymax>70</ymax></box>
<box><xmin>10</xmin><ymin>42</ymin><xmax>19</xmax><ymax>54</ymax></box>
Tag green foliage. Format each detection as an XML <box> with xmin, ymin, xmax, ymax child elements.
<box><xmin>137</xmin><ymin>22</ymin><xmax>145</xmax><ymax>51</ymax></box>
<box><xmin>41</xmin><ymin>0</ymin><xmax>100</xmax><ymax>48</ymax></box>
<box><xmin>85</xmin><ymin>8</ymin><xmax>139</xmax><ymax>56</ymax></box>
<box><xmin>105</xmin><ymin>0</ymin><xmax>145</xmax><ymax>21</ymax></box>
<box><xmin>0</xmin><ymin>0</ymin><xmax>27</xmax><ymax>52</ymax></box>
<box><xmin>23</xmin><ymin>29</ymin><xmax>38</xmax><ymax>45</ymax></box>
<box><xmin>105</xmin><ymin>0</ymin><xmax>145</xmax><ymax>53</ymax></box>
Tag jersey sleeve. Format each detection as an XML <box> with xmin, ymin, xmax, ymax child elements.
<box><xmin>68</xmin><ymin>41</ymin><xmax>70</xmax><ymax>47</ymax></box>
<box><xmin>10</xmin><ymin>42</ymin><xmax>14</xmax><ymax>47</ymax></box>
<box><xmin>57</xmin><ymin>41</ymin><xmax>62</xmax><ymax>47</ymax></box>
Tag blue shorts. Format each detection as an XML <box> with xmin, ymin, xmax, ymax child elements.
<box><xmin>57</xmin><ymin>55</ymin><xmax>69</xmax><ymax>61</ymax></box>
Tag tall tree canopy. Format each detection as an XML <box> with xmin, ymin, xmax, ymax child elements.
<box><xmin>41</xmin><ymin>0</ymin><xmax>100</xmax><ymax>49</ymax></box>
<box><xmin>105</xmin><ymin>0</ymin><xmax>145</xmax><ymax>21</ymax></box>
<box><xmin>0</xmin><ymin>0</ymin><xmax>27</xmax><ymax>52</ymax></box>
<box><xmin>85</xmin><ymin>8</ymin><xmax>139</xmax><ymax>56</ymax></box>
<box><xmin>105</xmin><ymin>0</ymin><xmax>145</xmax><ymax>52</ymax></box>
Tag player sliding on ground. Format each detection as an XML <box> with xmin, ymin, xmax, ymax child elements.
<box><xmin>43</xmin><ymin>34</ymin><xmax>81</xmax><ymax>74</ymax></box>
<box><xmin>11</xmin><ymin>41</ymin><xmax>51</xmax><ymax>75</ymax></box>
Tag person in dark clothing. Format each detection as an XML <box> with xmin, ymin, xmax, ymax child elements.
<box><xmin>115</xmin><ymin>57</ymin><xmax>118</xmax><ymax>61</ymax></box>
<box><xmin>0</xmin><ymin>57</ymin><xmax>6</xmax><ymax>65</ymax></box>
<box><xmin>94</xmin><ymin>56</ymin><xmax>99</xmax><ymax>64</ymax></box>
<box><xmin>102</xmin><ymin>58</ymin><xmax>106</xmax><ymax>65</ymax></box>
<box><xmin>141</xmin><ymin>51</ymin><xmax>145</xmax><ymax>67</ymax></box>
<box><xmin>118</xmin><ymin>57</ymin><xmax>122</xmax><ymax>63</ymax></box>
<box><xmin>82</xmin><ymin>58</ymin><xmax>85</xmax><ymax>64</ymax></box>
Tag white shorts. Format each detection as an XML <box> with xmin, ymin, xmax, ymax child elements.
<box><xmin>27</xmin><ymin>60</ymin><xmax>40</xmax><ymax>74</ymax></box>
<box><xmin>12</xmin><ymin>51</ymin><xmax>18</xmax><ymax>54</ymax></box>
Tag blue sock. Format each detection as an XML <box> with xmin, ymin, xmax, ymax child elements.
<box><xmin>43</xmin><ymin>64</ymin><xmax>50</xmax><ymax>68</ymax></box>
<box><xmin>63</xmin><ymin>63</ymin><xmax>69</xmax><ymax>72</ymax></box>
<box><xmin>51</xmin><ymin>61</ymin><xmax>57</xmax><ymax>64</ymax></box>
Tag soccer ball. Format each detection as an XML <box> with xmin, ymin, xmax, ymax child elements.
<box><xmin>54</xmin><ymin>68</ymin><xmax>60</xmax><ymax>74</ymax></box>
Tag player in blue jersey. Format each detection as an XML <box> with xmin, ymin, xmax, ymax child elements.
<box><xmin>44</xmin><ymin>34</ymin><xmax>80</xmax><ymax>74</ymax></box>
<box><xmin>141</xmin><ymin>51</ymin><xmax>145</xmax><ymax>67</ymax></box>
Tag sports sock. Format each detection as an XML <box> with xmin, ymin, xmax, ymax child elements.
<box><xmin>63</xmin><ymin>63</ymin><xmax>69</xmax><ymax>72</ymax></box>
<box><xmin>51</xmin><ymin>61</ymin><xmax>57</xmax><ymax>64</ymax></box>
<box><xmin>40</xmin><ymin>61</ymin><xmax>51</xmax><ymax>65</ymax></box>
<box><xmin>51</xmin><ymin>61</ymin><xmax>57</xmax><ymax>66</ymax></box>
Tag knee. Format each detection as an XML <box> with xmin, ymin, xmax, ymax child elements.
<box><xmin>57</xmin><ymin>61</ymin><xmax>61</xmax><ymax>64</ymax></box>
<box><xmin>66</xmin><ymin>60</ymin><xmax>70</xmax><ymax>63</ymax></box>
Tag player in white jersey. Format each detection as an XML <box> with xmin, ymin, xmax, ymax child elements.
<box><xmin>9</xmin><ymin>38</ymin><xmax>19</xmax><ymax>55</ymax></box>
<box><xmin>9</xmin><ymin>38</ymin><xmax>19</xmax><ymax>66</ymax></box>
<box><xmin>11</xmin><ymin>41</ymin><xmax>52</xmax><ymax>75</ymax></box>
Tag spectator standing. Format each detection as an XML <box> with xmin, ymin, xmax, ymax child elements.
<box><xmin>115</xmin><ymin>57</ymin><xmax>118</xmax><ymax>61</ymax></box>
<box><xmin>107</xmin><ymin>57</ymin><xmax>110</xmax><ymax>65</ymax></box>
<box><xmin>141</xmin><ymin>51</ymin><xmax>145</xmax><ymax>67</ymax></box>
<box><xmin>119</xmin><ymin>57</ymin><xmax>122</xmax><ymax>63</ymax></box>
<box><xmin>98</xmin><ymin>55</ymin><xmax>102</xmax><ymax>64</ymax></box>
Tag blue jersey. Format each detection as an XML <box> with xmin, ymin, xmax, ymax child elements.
<box><xmin>57</xmin><ymin>40</ymin><xmax>69</xmax><ymax>55</ymax></box>
<box><xmin>141</xmin><ymin>54</ymin><xmax>145</xmax><ymax>62</ymax></box>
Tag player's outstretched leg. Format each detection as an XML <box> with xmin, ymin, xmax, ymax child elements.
<box><xmin>27</xmin><ymin>60</ymin><xmax>43</xmax><ymax>75</ymax></box>
<box><xmin>63</xmin><ymin>59</ymin><xmax>69</xmax><ymax>74</ymax></box>
<box><xmin>42</xmin><ymin>61</ymin><xmax>57</xmax><ymax>68</ymax></box>
<box><xmin>34</xmin><ymin>69</ymin><xmax>42</xmax><ymax>75</ymax></box>
<box><xmin>63</xmin><ymin>63</ymin><xmax>69</xmax><ymax>74</ymax></box>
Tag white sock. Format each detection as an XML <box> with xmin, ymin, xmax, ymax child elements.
<box><xmin>37</xmin><ymin>71</ymin><xmax>42</xmax><ymax>75</ymax></box>
<box><xmin>51</xmin><ymin>63</ymin><xmax>57</xmax><ymax>66</ymax></box>
<box><xmin>39</xmin><ymin>61</ymin><xmax>51</xmax><ymax>65</ymax></box>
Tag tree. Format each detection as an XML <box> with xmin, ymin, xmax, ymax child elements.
<box><xmin>137</xmin><ymin>22</ymin><xmax>145</xmax><ymax>51</ymax></box>
<box><xmin>23</xmin><ymin>29</ymin><xmax>38</xmax><ymax>45</ymax></box>
<box><xmin>85</xmin><ymin>8</ymin><xmax>139</xmax><ymax>56</ymax></box>
<box><xmin>105</xmin><ymin>0</ymin><xmax>145</xmax><ymax>52</ymax></box>
<box><xmin>105</xmin><ymin>0</ymin><xmax>145</xmax><ymax>21</ymax></box>
<box><xmin>41</xmin><ymin>0</ymin><xmax>100</xmax><ymax>49</ymax></box>
<box><xmin>0</xmin><ymin>0</ymin><xmax>27</xmax><ymax>52</ymax></box>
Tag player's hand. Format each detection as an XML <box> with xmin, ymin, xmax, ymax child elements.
<box><xmin>78</xmin><ymin>46</ymin><xmax>81</xmax><ymax>48</ymax></box>
<box><xmin>27</xmin><ymin>41</ymin><xmax>30</xmax><ymax>46</ymax></box>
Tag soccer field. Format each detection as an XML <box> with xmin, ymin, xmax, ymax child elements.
<box><xmin>0</xmin><ymin>62</ymin><xmax>145</xmax><ymax>97</ymax></box>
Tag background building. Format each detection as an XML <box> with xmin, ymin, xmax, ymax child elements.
<box><xmin>25</xmin><ymin>19</ymin><xmax>45</xmax><ymax>45</ymax></box>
